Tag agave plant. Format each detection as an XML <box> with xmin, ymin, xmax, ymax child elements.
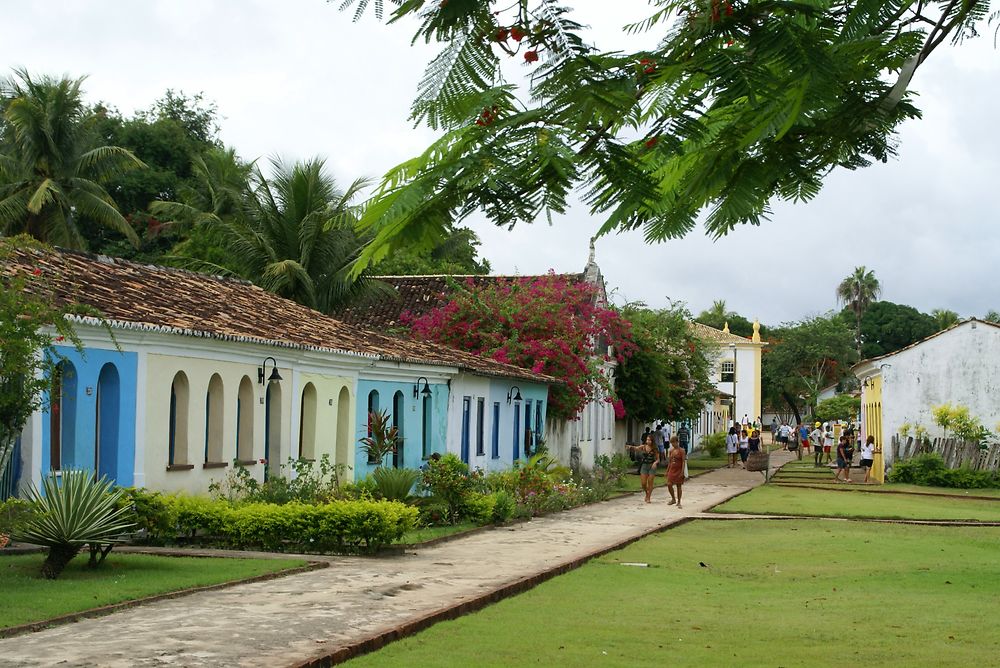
<box><xmin>15</xmin><ymin>469</ymin><xmax>135</xmax><ymax>579</ymax></box>
<box><xmin>372</xmin><ymin>467</ymin><xmax>421</xmax><ymax>503</ymax></box>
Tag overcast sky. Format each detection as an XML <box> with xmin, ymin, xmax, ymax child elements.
<box><xmin>3</xmin><ymin>0</ymin><xmax>997</xmax><ymax>325</ymax></box>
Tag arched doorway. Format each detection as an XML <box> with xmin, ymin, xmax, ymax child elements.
<box><xmin>237</xmin><ymin>376</ymin><xmax>255</xmax><ymax>462</ymax></box>
<box><xmin>205</xmin><ymin>374</ymin><xmax>225</xmax><ymax>464</ymax></box>
<box><xmin>265</xmin><ymin>382</ymin><xmax>282</xmax><ymax>480</ymax></box>
<box><xmin>95</xmin><ymin>363</ymin><xmax>121</xmax><ymax>482</ymax></box>
<box><xmin>299</xmin><ymin>383</ymin><xmax>317</xmax><ymax>461</ymax></box>
<box><xmin>169</xmin><ymin>371</ymin><xmax>190</xmax><ymax>466</ymax></box>
<box><xmin>392</xmin><ymin>390</ymin><xmax>404</xmax><ymax>468</ymax></box>
<box><xmin>335</xmin><ymin>386</ymin><xmax>351</xmax><ymax>471</ymax></box>
<box><xmin>50</xmin><ymin>360</ymin><xmax>77</xmax><ymax>471</ymax></box>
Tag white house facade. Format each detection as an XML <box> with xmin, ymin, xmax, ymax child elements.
<box><xmin>853</xmin><ymin>318</ymin><xmax>1000</xmax><ymax>481</ymax></box>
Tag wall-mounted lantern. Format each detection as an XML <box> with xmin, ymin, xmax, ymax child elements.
<box><xmin>507</xmin><ymin>385</ymin><xmax>522</xmax><ymax>404</ymax></box>
<box><xmin>258</xmin><ymin>356</ymin><xmax>282</xmax><ymax>385</ymax></box>
<box><xmin>414</xmin><ymin>376</ymin><xmax>432</xmax><ymax>399</ymax></box>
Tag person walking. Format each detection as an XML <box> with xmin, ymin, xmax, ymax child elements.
<box><xmin>665</xmin><ymin>435</ymin><xmax>687</xmax><ymax>509</ymax></box>
<box><xmin>748</xmin><ymin>429</ymin><xmax>762</xmax><ymax>453</ymax></box>
<box><xmin>770</xmin><ymin>416</ymin><xmax>779</xmax><ymax>444</ymax></box>
<box><xmin>811</xmin><ymin>422</ymin><xmax>824</xmax><ymax>467</ymax></box>
<box><xmin>652</xmin><ymin>423</ymin><xmax>666</xmax><ymax>460</ymax></box>
<box><xmin>738</xmin><ymin>428</ymin><xmax>750</xmax><ymax>468</ymax></box>
<box><xmin>799</xmin><ymin>423</ymin><xmax>811</xmax><ymax>455</ymax></box>
<box><xmin>859</xmin><ymin>435</ymin><xmax>875</xmax><ymax>483</ymax></box>
<box><xmin>823</xmin><ymin>422</ymin><xmax>835</xmax><ymax>464</ymax></box>
<box><xmin>835</xmin><ymin>435</ymin><xmax>851</xmax><ymax>482</ymax></box>
<box><xmin>726</xmin><ymin>426</ymin><xmax>740</xmax><ymax>468</ymax></box>
<box><xmin>777</xmin><ymin>422</ymin><xmax>791</xmax><ymax>450</ymax></box>
<box><xmin>626</xmin><ymin>435</ymin><xmax>660</xmax><ymax>503</ymax></box>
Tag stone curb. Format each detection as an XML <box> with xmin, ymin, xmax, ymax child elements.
<box><xmin>289</xmin><ymin>517</ymin><xmax>698</xmax><ymax>668</ymax></box>
<box><xmin>767</xmin><ymin>481</ymin><xmax>1000</xmax><ymax>502</ymax></box>
<box><xmin>0</xmin><ymin>557</ymin><xmax>328</xmax><ymax>640</ymax></box>
<box><xmin>701</xmin><ymin>512</ymin><xmax>1000</xmax><ymax>527</ymax></box>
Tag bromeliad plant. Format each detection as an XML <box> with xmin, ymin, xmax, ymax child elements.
<box><xmin>15</xmin><ymin>469</ymin><xmax>135</xmax><ymax>579</ymax></box>
<box><xmin>359</xmin><ymin>409</ymin><xmax>400</xmax><ymax>466</ymax></box>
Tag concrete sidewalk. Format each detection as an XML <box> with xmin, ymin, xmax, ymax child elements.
<box><xmin>0</xmin><ymin>452</ymin><xmax>791</xmax><ymax>668</ymax></box>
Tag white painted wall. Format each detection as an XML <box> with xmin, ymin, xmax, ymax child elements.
<box><xmin>712</xmin><ymin>345</ymin><xmax>762</xmax><ymax>427</ymax></box>
<box><xmin>858</xmin><ymin>321</ymin><xmax>1000</xmax><ymax>462</ymax></box>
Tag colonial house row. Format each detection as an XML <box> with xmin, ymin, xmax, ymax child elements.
<box><xmin>853</xmin><ymin>318</ymin><xmax>1000</xmax><ymax>482</ymax></box>
<box><xmin>334</xmin><ymin>242</ymin><xmax>618</xmax><ymax>470</ymax></box>
<box><xmin>4</xmin><ymin>246</ymin><xmax>553</xmax><ymax>497</ymax></box>
<box><xmin>334</xmin><ymin>244</ymin><xmax>767</xmax><ymax>466</ymax></box>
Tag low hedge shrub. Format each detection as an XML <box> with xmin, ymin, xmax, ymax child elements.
<box><xmin>888</xmin><ymin>453</ymin><xmax>1000</xmax><ymax>489</ymax></box>
<box><xmin>129</xmin><ymin>495</ymin><xmax>417</xmax><ymax>553</ymax></box>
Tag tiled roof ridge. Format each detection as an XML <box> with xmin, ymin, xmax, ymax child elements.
<box><xmin>688</xmin><ymin>320</ymin><xmax>754</xmax><ymax>343</ymax></box>
<box><xmin>39</xmin><ymin>245</ymin><xmax>257</xmax><ymax>288</ymax></box>
<box><xmin>68</xmin><ymin>315</ymin><xmax>378</xmax><ymax>360</ymax></box>
<box><xmin>6</xmin><ymin>244</ymin><xmax>556</xmax><ymax>384</ymax></box>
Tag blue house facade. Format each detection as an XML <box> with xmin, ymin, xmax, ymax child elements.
<box><xmin>40</xmin><ymin>345</ymin><xmax>138</xmax><ymax>487</ymax></box>
<box><xmin>354</xmin><ymin>376</ymin><xmax>450</xmax><ymax>474</ymax></box>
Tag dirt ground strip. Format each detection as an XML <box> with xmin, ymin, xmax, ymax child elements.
<box><xmin>0</xmin><ymin>453</ymin><xmax>791</xmax><ymax>668</ymax></box>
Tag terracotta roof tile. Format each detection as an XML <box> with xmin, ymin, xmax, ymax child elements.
<box><xmin>2</xmin><ymin>246</ymin><xmax>556</xmax><ymax>384</ymax></box>
<box><xmin>688</xmin><ymin>321</ymin><xmax>755</xmax><ymax>345</ymax></box>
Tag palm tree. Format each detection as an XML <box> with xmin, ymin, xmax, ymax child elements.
<box><xmin>0</xmin><ymin>69</ymin><xmax>144</xmax><ymax>249</ymax></box>
<box><xmin>155</xmin><ymin>154</ymin><xmax>377</xmax><ymax>313</ymax></box>
<box><xmin>931</xmin><ymin>308</ymin><xmax>959</xmax><ymax>330</ymax></box>
<box><xmin>985</xmin><ymin>310</ymin><xmax>1000</xmax><ymax>324</ymax></box>
<box><xmin>836</xmin><ymin>266</ymin><xmax>881</xmax><ymax>357</ymax></box>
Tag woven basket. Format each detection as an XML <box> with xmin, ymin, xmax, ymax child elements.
<box><xmin>746</xmin><ymin>451</ymin><xmax>769</xmax><ymax>472</ymax></box>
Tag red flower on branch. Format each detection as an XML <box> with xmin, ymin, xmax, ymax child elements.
<box><xmin>524</xmin><ymin>50</ymin><xmax>539</xmax><ymax>63</ymax></box>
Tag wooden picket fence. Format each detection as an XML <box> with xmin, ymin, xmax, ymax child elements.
<box><xmin>891</xmin><ymin>435</ymin><xmax>1000</xmax><ymax>473</ymax></box>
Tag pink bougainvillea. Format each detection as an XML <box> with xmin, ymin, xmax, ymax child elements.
<box><xmin>403</xmin><ymin>273</ymin><xmax>636</xmax><ymax>419</ymax></box>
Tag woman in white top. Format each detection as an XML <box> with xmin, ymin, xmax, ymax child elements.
<box><xmin>859</xmin><ymin>435</ymin><xmax>875</xmax><ymax>483</ymax></box>
<box><xmin>738</xmin><ymin>429</ymin><xmax>750</xmax><ymax>468</ymax></box>
<box><xmin>725</xmin><ymin>426</ymin><xmax>740</xmax><ymax>468</ymax></box>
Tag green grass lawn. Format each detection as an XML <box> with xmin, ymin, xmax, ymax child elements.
<box><xmin>774</xmin><ymin>477</ymin><xmax>1000</xmax><ymax>497</ymax></box>
<box><xmin>343</xmin><ymin>520</ymin><xmax>1000</xmax><ymax>667</ymax></box>
<box><xmin>398</xmin><ymin>522</ymin><xmax>477</xmax><ymax>544</ymax></box>
<box><xmin>0</xmin><ymin>552</ymin><xmax>308</xmax><ymax>630</ymax></box>
<box><xmin>713</xmin><ymin>485</ymin><xmax>1000</xmax><ymax>521</ymax></box>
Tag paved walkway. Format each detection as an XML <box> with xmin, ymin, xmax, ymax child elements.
<box><xmin>0</xmin><ymin>452</ymin><xmax>792</xmax><ymax>668</ymax></box>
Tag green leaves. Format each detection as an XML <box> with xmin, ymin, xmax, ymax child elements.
<box><xmin>339</xmin><ymin>0</ymin><xmax>986</xmax><ymax>270</ymax></box>
<box><xmin>0</xmin><ymin>70</ymin><xmax>144</xmax><ymax>249</ymax></box>
<box><xmin>16</xmin><ymin>470</ymin><xmax>135</xmax><ymax>549</ymax></box>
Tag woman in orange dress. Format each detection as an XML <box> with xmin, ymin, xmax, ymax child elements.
<box><xmin>665</xmin><ymin>435</ymin><xmax>687</xmax><ymax>509</ymax></box>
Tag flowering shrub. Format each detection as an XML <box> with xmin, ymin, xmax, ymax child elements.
<box><xmin>403</xmin><ymin>273</ymin><xmax>636</xmax><ymax>418</ymax></box>
<box><xmin>419</xmin><ymin>453</ymin><xmax>483</xmax><ymax>523</ymax></box>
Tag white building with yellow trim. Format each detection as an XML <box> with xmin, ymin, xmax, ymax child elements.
<box><xmin>690</xmin><ymin>321</ymin><xmax>767</xmax><ymax>432</ymax></box>
<box><xmin>853</xmin><ymin>318</ymin><xmax>1000</xmax><ymax>483</ymax></box>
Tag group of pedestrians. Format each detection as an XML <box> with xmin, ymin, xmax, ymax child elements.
<box><xmin>724</xmin><ymin>424</ymin><xmax>763</xmax><ymax>468</ymax></box>
<box><xmin>769</xmin><ymin>417</ymin><xmax>876</xmax><ymax>484</ymax></box>
<box><xmin>629</xmin><ymin>422</ymin><xmax>687</xmax><ymax>508</ymax></box>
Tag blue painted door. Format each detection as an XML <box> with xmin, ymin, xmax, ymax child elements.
<box><xmin>96</xmin><ymin>364</ymin><xmax>121</xmax><ymax>483</ymax></box>
<box><xmin>513</xmin><ymin>403</ymin><xmax>521</xmax><ymax>461</ymax></box>
<box><xmin>460</xmin><ymin>397</ymin><xmax>471</xmax><ymax>464</ymax></box>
